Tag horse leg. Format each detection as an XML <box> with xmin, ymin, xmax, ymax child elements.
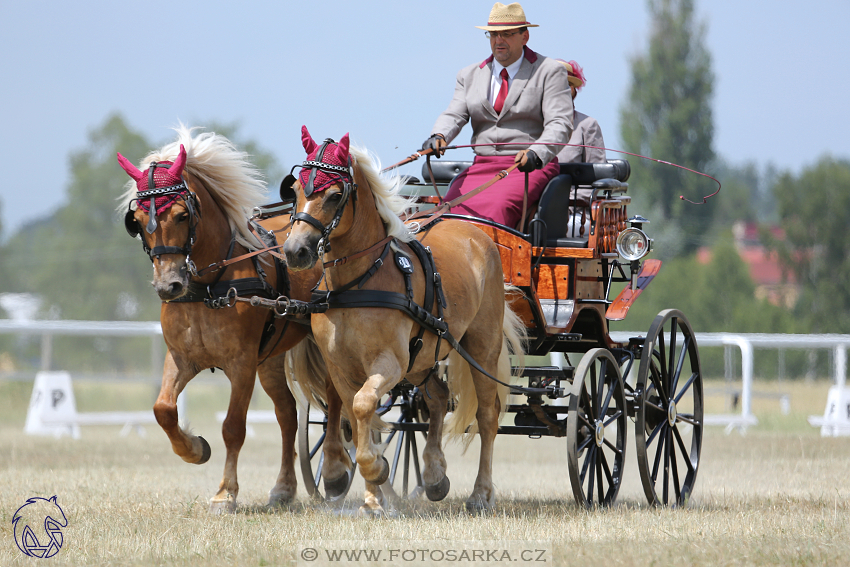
<box><xmin>457</xmin><ymin>330</ymin><xmax>504</xmax><ymax>513</ymax></box>
<box><xmin>209</xmin><ymin>361</ymin><xmax>257</xmax><ymax>514</ymax></box>
<box><xmin>257</xmin><ymin>353</ymin><xmax>297</xmax><ymax>507</ymax></box>
<box><xmin>350</xmin><ymin>359</ymin><xmax>400</xmax><ymax>515</ymax></box>
<box><xmin>321</xmin><ymin>378</ymin><xmax>354</xmax><ymax>499</ymax></box>
<box><xmin>420</xmin><ymin>371</ymin><xmax>451</xmax><ymax>501</ymax></box>
<box><xmin>153</xmin><ymin>351</ymin><xmax>209</xmax><ymax>464</ymax></box>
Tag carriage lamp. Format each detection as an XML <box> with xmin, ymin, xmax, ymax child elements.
<box><xmin>616</xmin><ymin>227</ymin><xmax>652</xmax><ymax>261</ymax></box>
<box><xmin>627</xmin><ymin>214</ymin><xmax>650</xmax><ymax>230</ymax></box>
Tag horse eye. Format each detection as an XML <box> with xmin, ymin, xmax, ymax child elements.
<box><xmin>177</xmin><ymin>212</ymin><xmax>190</xmax><ymax>222</ymax></box>
<box><xmin>328</xmin><ymin>192</ymin><xmax>343</xmax><ymax>201</ymax></box>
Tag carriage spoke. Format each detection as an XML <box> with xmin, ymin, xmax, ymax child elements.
<box><xmin>603</xmin><ymin>436</ymin><xmax>623</xmax><ymax>455</ymax></box>
<box><xmin>590</xmin><ymin>366</ymin><xmax>599</xmax><ymax>419</ymax></box>
<box><xmin>657</xmin><ymin>335</ymin><xmax>669</xmax><ymax>399</ymax></box>
<box><xmin>646</xmin><ymin>419</ymin><xmax>665</xmax><ymax>448</ymax></box>
<box><xmin>578</xmin><ymin>408</ymin><xmax>594</xmax><ymax>429</ymax></box>
<box><xmin>314</xmin><ymin>453</ymin><xmax>325</xmax><ymax>490</ymax></box>
<box><xmin>580</xmin><ymin>385</ymin><xmax>594</xmax><ymax>424</ymax></box>
<box><xmin>674</xmin><ymin>372</ymin><xmax>699</xmax><ymax>405</ymax></box>
<box><xmin>667</xmin><ymin>319</ymin><xmax>678</xmax><ymax>391</ymax></box>
<box><xmin>600</xmin><ymin>447</ymin><xmax>614</xmax><ymax>486</ymax></box>
<box><xmin>596</xmin><ymin>450</ymin><xmax>605</xmax><ymax>503</ymax></box>
<box><xmin>670</xmin><ymin>433</ymin><xmax>682</xmax><ymax>501</ymax></box>
<box><xmin>603</xmin><ymin>409</ymin><xmax>623</xmax><ymax>428</ymax></box>
<box><xmin>663</xmin><ymin>426</ymin><xmax>671</xmax><ymax>504</ymax></box>
<box><xmin>675</xmin><ymin>413</ymin><xmax>700</xmax><ymax>427</ymax></box>
<box><xmin>672</xmin><ymin>425</ymin><xmax>695</xmax><ymax>474</ymax></box>
<box><xmin>579</xmin><ymin>444</ymin><xmax>594</xmax><ymax>483</ymax></box>
<box><xmin>578</xmin><ymin>433</ymin><xmax>594</xmax><ymax>453</ymax></box>
<box><xmin>670</xmin><ymin>336</ymin><xmax>690</xmax><ymax>396</ymax></box>
<box><xmin>597</xmin><ymin>360</ymin><xmax>608</xmax><ymax>415</ymax></box>
<box><xmin>649</xmin><ymin>367</ymin><xmax>666</xmax><ymax>404</ymax></box>
<box><xmin>309</xmin><ymin>431</ymin><xmax>327</xmax><ymax>459</ymax></box>
<box><xmin>645</xmin><ymin>399</ymin><xmax>665</xmax><ymax>414</ymax></box>
<box><xmin>600</xmin><ymin>373</ymin><xmax>616</xmax><ymax>417</ymax></box>
<box><xmin>650</xmin><ymin>423</ymin><xmax>667</xmax><ymax>483</ymax></box>
<box><xmin>586</xmin><ymin>445</ymin><xmax>596</xmax><ymax>503</ymax></box>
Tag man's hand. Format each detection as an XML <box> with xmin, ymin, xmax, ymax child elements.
<box><xmin>421</xmin><ymin>134</ymin><xmax>447</xmax><ymax>158</ymax></box>
<box><xmin>515</xmin><ymin>149</ymin><xmax>542</xmax><ymax>172</ymax></box>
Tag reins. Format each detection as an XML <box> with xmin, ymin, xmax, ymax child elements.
<box><xmin>439</xmin><ymin>141</ymin><xmax>722</xmax><ymax>204</ymax></box>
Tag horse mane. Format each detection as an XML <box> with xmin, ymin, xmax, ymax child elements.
<box><xmin>118</xmin><ymin>124</ymin><xmax>267</xmax><ymax>249</ymax></box>
<box><xmin>350</xmin><ymin>145</ymin><xmax>416</xmax><ymax>243</ymax></box>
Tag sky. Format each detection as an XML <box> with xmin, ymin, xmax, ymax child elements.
<box><xmin>1</xmin><ymin>0</ymin><xmax>848</xmax><ymax>239</ymax></box>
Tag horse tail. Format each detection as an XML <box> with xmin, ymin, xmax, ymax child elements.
<box><xmin>284</xmin><ymin>332</ymin><xmax>329</xmax><ymax>410</ymax></box>
<box><xmin>445</xmin><ymin>285</ymin><xmax>527</xmax><ymax>449</ymax></box>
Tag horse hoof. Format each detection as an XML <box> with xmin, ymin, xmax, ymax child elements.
<box><xmin>267</xmin><ymin>490</ymin><xmax>295</xmax><ymax>508</ymax></box>
<box><xmin>365</xmin><ymin>456</ymin><xmax>389</xmax><ymax>485</ymax></box>
<box><xmin>464</xmin><ymin>496</ymin><xmax>493</xmax><ymax>515</ymax></box>
<box><xmin>324</xmin><ymin>470</ymin><xmax>352</xmax><ymax>500</ymax></box>
<box><xmin>209</xmin><ymin>499</ymin><xmax>236</xmax><ymax>514</ymax></box>
<box><xmin>424</xmin><ymin>475</ymin><xmax>451</xmax><ymax>502</ymax></box>
<box><xmin>196</xmin><ymin>436</ymin><xmax>211</xmax><ymax>465</ymax></box>
<box><xmin>357</xmin><ymin>505</ymin><xmax>385</xmax><ymax>518</ymax></box>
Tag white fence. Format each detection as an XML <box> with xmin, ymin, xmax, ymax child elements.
<box><xmin>1</xmin><ymin>320</ymin><xmax>848</xmax><ymax>436</ymax></box>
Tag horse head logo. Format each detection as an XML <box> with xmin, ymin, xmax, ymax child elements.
<box><xmin>12</xmin><ymin>496</ymin><xmax>68</xmax><ymax>558</ymax></box>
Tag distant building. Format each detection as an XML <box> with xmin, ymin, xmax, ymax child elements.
<box><xmin>697</xmin><ymin>222</ymin><xmax>798</xmax><ymax>308</ymax></box>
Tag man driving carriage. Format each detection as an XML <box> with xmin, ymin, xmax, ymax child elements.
<box><xmin>421</xmin><ymin>2</ymin><xmax>574</xmax><ymax>228</ymax></box>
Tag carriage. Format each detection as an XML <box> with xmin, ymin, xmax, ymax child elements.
<box><xmin>295</xmin><ymin>155</ymin><xmax>704</xmax><ymax>509</ymax></box>
<box><xmin>120</xmin><ymin>128</ymin><xmax>702</xmax><ymax>513</ymax></box>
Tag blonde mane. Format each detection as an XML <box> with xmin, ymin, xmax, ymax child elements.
<box><xmin>350</xmin><ymin>145</ymin><xmax>416</xmax><ymax>243</ymax></box>
<box><xmin>118</xmin><ymin>125</ymin><xmax>268</xmax><ymax>249</ymax></box>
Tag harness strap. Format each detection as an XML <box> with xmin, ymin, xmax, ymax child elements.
<box><xmin>404</xmin><ymin>240</ymin><xmax>439</xmax><ymax>372</ymax></box>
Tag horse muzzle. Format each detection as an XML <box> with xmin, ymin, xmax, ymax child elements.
<box><xmin>283</xmin><ymin>231</ymin><xmax>320</xmax><ymax>272</ymax></box>
<box><xmin>152</xmin><ymin>258</ymin><xmax>190</xmax><ymax>301</ymax></box>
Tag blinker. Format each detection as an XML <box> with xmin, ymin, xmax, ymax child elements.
<box><xmin>124</xmin><ymin>209</ymin><xmax>140</xmax><ymax>238</ymax></box>
<box><xmin>279</xmin><ymin>174</ymin><xmax>297</xmax><ymax>203</ymax></box>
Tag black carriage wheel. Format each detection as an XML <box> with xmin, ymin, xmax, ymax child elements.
<box><xmin>298</xmin><ymin>401</ymin><xmax>356</xmax><ymax>502</ymax></box>
<box><xmin>567</xmin><ymin>348</ymin><xmax>628</xmax><ymax>508</ymax></box>
<box><xmin>376</xmin><ymin>387</ymin><xmax>429</xmax><ymax>501</ymax></box>
<box><xmin>634</xmin><ymin>309</ymin><xmax>704</xmax><ymax>507</ymax></box>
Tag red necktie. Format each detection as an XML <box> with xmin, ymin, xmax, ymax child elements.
<box><xmin>493</xmin><ymin>68</ymin><xmax>509</xmax><ymax>114</ymax></box>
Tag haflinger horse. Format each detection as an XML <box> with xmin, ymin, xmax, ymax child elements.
<box><xmin>117</xmin><ymin>126</ymin><xmax>341</xmax><ymax>513</ymax></box>
<box><xmin>284</xmin><ymin>126</ymin><xmax>526</xmax><ymax>516</ymax></box>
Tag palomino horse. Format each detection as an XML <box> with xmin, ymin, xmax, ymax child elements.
<box><xmin>284</xmin><ymin>127</ymin><xmax>525</xmax><ymax>515</ymax></box>
<box><xmin>117</xmin><ymin>127</ymin><xmax>341</xmax><ymax>513</ymax></box>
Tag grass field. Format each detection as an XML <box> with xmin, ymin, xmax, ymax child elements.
<box><xmin>0</xmin><ymin>377</ymin><xmax>848</xmax><ymax>566</ymax></box>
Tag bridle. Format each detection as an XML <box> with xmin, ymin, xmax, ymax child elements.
<box><xmin>288</xmin><ymin>138</ymin><xmax>358</xmax><ymax>255</ymax></box>
<box><xmin>124</xmin><ymin>162</ymin><xmax>202</xmax><ymax>274</ymax></box>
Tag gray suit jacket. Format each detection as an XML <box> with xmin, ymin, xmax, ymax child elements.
<box><xmin>556</xmin><ymin>110</ymin><xmax>606</xmax><ymax>164</ymax></box>
<box><xmin>431</xmin><ymin>47</ymin><xmax>573</xmax><ymax>165</ymax></box>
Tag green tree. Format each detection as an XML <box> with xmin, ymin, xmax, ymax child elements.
<box><xmin>768</xmin><ymin>156</ymin><xmax>850</xmax><ymax>333</ymax></box>
<box><xmin>620</xmin><ymin>0</ymin><xmax>716</xmax><ymax>253</ymax></box>
<box><xmin>3</xmin><ymin>113</ymin><xmax>158</xmax><ymax>321</ymax></box>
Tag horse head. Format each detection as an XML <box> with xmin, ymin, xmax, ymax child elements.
<box><xmin>118</xmin><ymin>144</ymin><xmax>201</xmax><ymax>300</ymax></box>
<box><xmin>283</xmin><ymin>126</ymin><xmax>357</xmax><ymax>271</ymax></box>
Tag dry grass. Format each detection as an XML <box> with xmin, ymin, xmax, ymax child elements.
<box><xmin>0</xmin><ymin>377</ymin><xmax>848</xmax><ymax>566</ymax></box>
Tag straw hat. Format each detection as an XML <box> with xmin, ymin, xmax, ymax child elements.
<box><xmin>475</xmin><ymin>2</ymin><xmax>538</xmax><ymax>31</ymax></box>
<box><xmin>557</xmin><ymin>59</ymin><xmax>586</xmax><ymax>89</ymax></box>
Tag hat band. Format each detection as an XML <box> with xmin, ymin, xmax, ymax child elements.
<box><xmin>487</xmin><ymin>21</ymin><xmax>529</xmax><ymax>26</ymax></box>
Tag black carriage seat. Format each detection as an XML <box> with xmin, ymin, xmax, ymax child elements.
<box><xmin>531</xmin><ymin>160</ymin><xmax>631</xmax><ymax>249</ymax></box>
<box><xmin>420</xmin><ymin>160</ymin><xmax>472</xmax><ymax>184</ymax></box>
